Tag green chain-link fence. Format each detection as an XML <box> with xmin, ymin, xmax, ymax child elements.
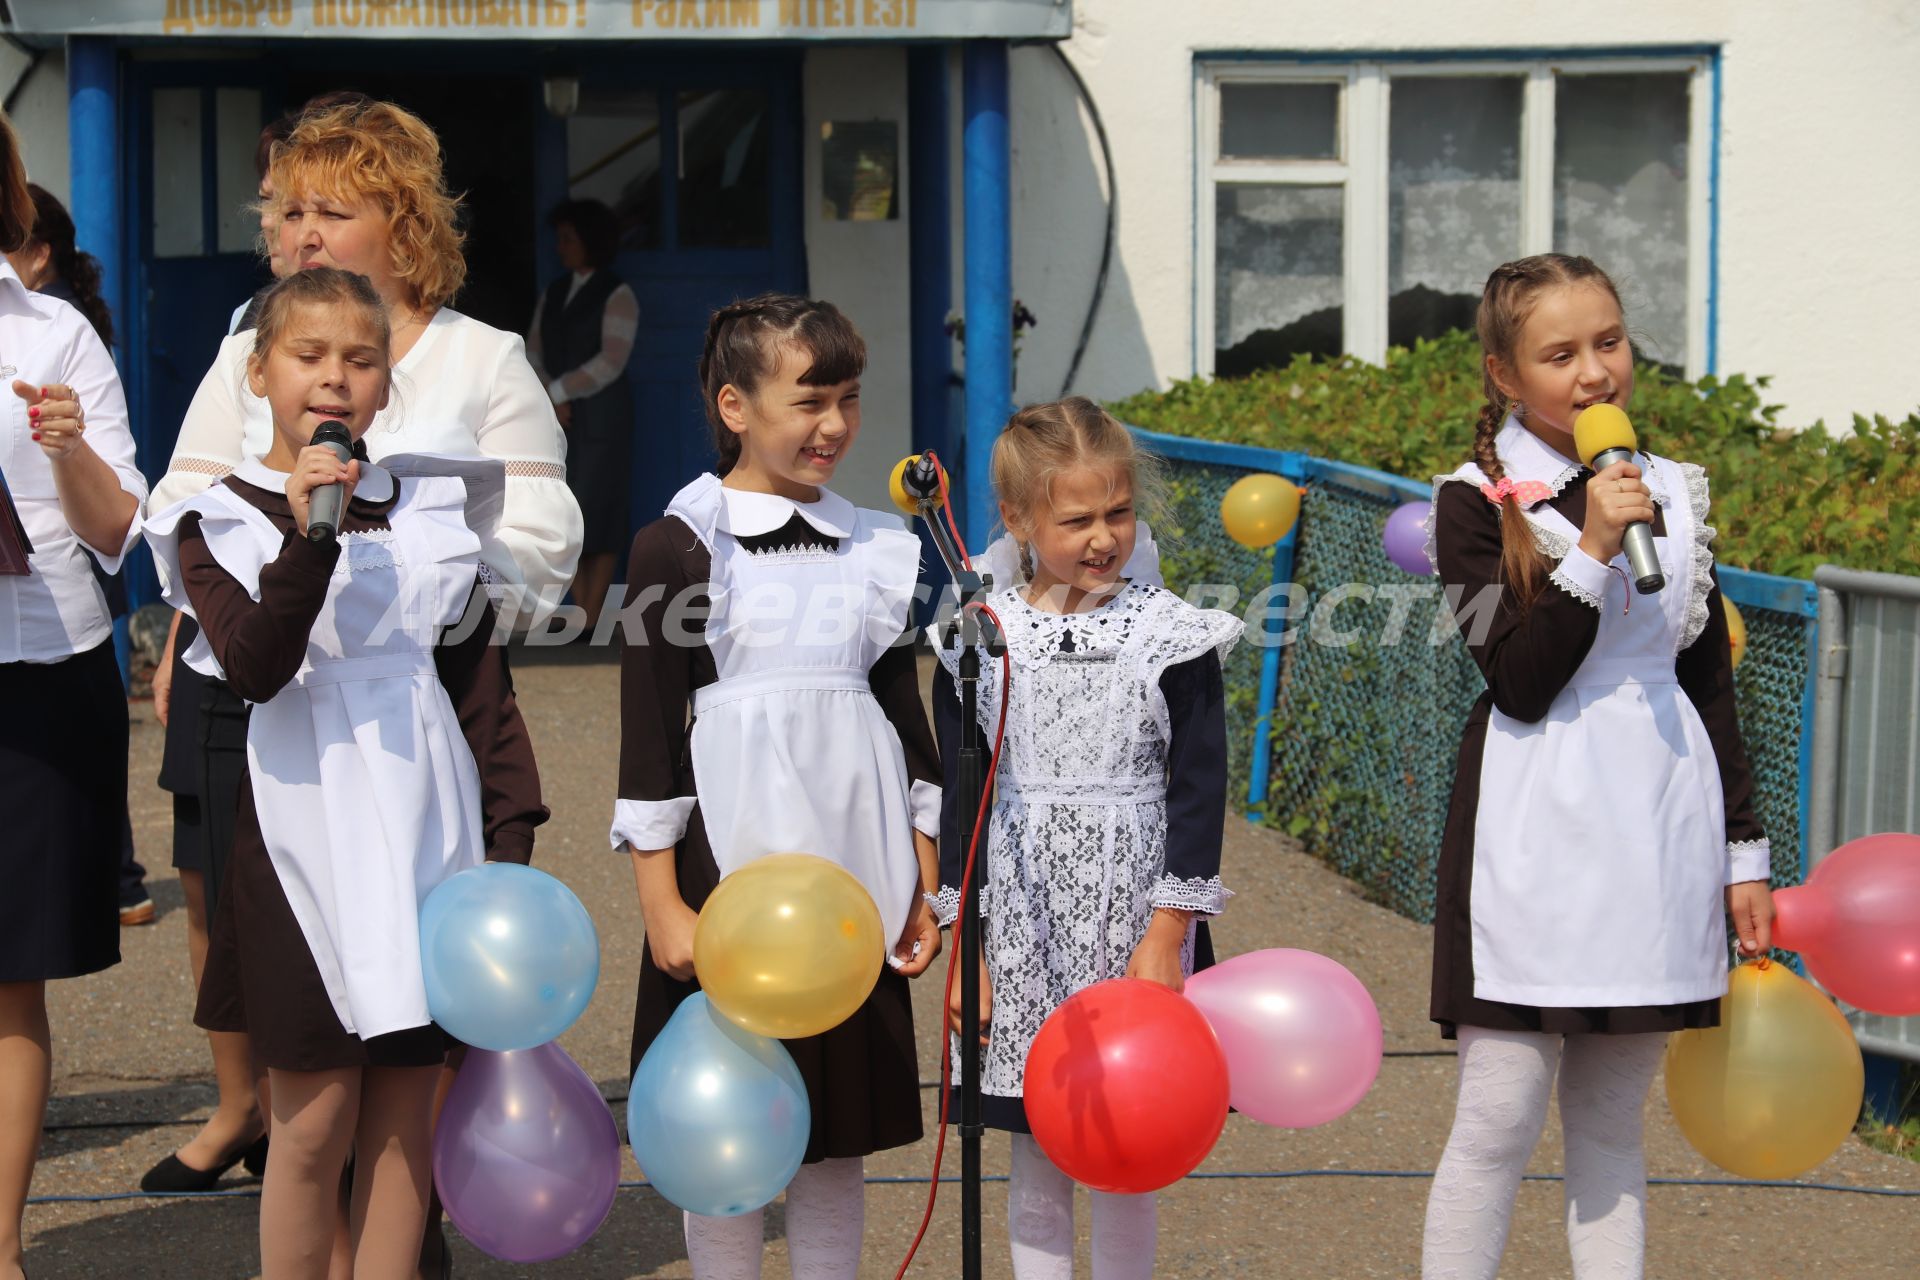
<box><xmin>1138</xmin><ymin>426</ymin><xmax>1817</xmax><ymax>924</ymax></box>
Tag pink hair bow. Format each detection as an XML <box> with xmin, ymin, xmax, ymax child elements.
<box><xmin>1480</xmin><ymin>477</ymin><xmax>1553</xmax><ymax>508</ymax></box>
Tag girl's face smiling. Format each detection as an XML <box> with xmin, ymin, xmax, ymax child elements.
<box><xmin>719</xmin><ymin>342</ymin><xmax>861</xmax><ymax>502</ymax></box>
<box><xmin>1013</xmin><ymin>464</ymin><xmax>1137</xmax><ymax>612</ymax></box>
<box><xmin>248</xmin><ymin>301</ymin><xmax>391</xmax><ymax>459</ymax></box>
<box><xmin>1489</xmin><ymin>282</ymin><xmax>1635</xmax><ymax>455</ymax></box>
<box><xmin>278</xmin><ymin>189</ymin><xmax>405</xmax><ymax>307</ymax></box>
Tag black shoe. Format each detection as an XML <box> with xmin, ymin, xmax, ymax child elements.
<box><xmin>240</xmin><ymin>1134</ymin><xmax>269</xmax><ymax>1178</ymax></box>
<box><xmin>139</xmin><ymin>1135</ymin><xmax>257</xmax><ymax>1193</ymax></box>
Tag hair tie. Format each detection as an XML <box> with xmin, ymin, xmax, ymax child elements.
<box><xmin>1479</xmin><ymin>477</ymin><xmax>1553</xmax><ymax>508</ymax></box>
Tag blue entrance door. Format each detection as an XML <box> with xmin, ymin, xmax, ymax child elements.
<box><xmin>543</xmin><ymin>53</ymin><xmax>806</xmax><ymax>537</ymax></box>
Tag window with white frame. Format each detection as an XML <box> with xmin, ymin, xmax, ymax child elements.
<box><xmin>1198</xmin><ymin>56</ymin><xmax>1712</xmax><ymax>380</ymax></box>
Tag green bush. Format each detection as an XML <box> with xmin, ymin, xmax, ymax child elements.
<box><xmin>1108</xmin><ymin>330</ymin><xmax>1920</xmax><ymax>579</ymax></box>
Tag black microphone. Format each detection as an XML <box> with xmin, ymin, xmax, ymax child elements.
<box><xmin>1573</xmin><ymin>404</ymin><xmax>1663</xmax><ymax>593</ymax></box>
<box><xmin>305</xmin><ymin>421</ymin><xmax>354</xmax><ymax>543</ymax></box>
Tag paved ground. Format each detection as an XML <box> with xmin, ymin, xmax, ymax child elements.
<box><xmin>23</xmin><ymin>648</ymin><xmax>1920</xmax><ymax>1278</ymax></box>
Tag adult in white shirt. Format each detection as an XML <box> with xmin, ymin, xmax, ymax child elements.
<box><xmin>0</xmin><ymin>113</ymin><xmax>144</xmax><ymax>1280</ymax></box>
<box><xmin>149</xmin><ymin>97</ymin><xmax>583</xmax><ymax>623</ymax></box>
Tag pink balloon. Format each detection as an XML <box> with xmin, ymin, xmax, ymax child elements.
<box><xmin>1183</xmin><ymin>949</ymin><xmax>1383</xmax><ymax>1129</ymax></box>
<box><xmin>1772</xmin><ymin>832</ymin><xmax>1920</xmax><ymax>1016</ymax></box>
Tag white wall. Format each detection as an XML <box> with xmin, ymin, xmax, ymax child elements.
<box><xmin>1012</xmin><ymin>0</ymin><xmax>1920</xmax><ymax>429</ymax></box>
<box><xmin>801</xmin><ymin>45</ymin><xmax>916</xmax><ymax>516</ymax></box>
<box><xmin>2</xmin><ymin>44</ymin><xmax>69</xmax><ymax>202</ymax></box>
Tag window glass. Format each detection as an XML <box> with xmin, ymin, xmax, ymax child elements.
<box><xmin>1388</xmin><ymin>76</ymin><xmax>1522</xmax><ymax>348</ymax></box>
<box><xmin>679</xmin><ymin>88</ymin><xmax>771</xmax><ymax>249</ymax></box>
<box><xmin>1220</xmin><ymin>82</ymin><xmax>1341</xmax><ymax>162</ymax></box>
<box><xmin>152</xmin><ymin>88</ymin><xmax>204</xmax><ymax>259</ymax></box>
<box><xmin>568</xmin><ymin>90</ymin><xmax>664</xmax><ymax>250</ymax></box>
<box><xmin>214</xmin><ymin>88</ymin><xmax>264</xmax><ymax>256</ymax></box>
<box><xmin>1554</xmin><ymin>73</ymin><xmax>1691</xmax><ymax>368</ymax></box>
<box><xmin>1214</xmin><ymin>183</ymin><xmax>1344</xmax><ymax>377</ymax></box>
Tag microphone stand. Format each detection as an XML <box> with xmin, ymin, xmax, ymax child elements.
<box><xmin>903</xmin><ymin>457</ymin><xmax>1001</xmax><ymax>1280</ymax></box>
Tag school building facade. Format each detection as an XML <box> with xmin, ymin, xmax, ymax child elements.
<box><xmin>1</xmin><ymin>0</ymin><xmax>1915</xmax><ymax>574</ymax></box>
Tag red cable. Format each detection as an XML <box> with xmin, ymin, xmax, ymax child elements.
<box><xmin>895</xmin><ymin>453</ymin><xmax>1010</xmax><ymax>1278</ymax></box>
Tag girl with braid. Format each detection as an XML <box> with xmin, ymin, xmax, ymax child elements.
<box><xmin>1421</xmin><ymin>254</ymin><xmax>1773</xmax><ymax>1279</ymax></box>
<box><xmin>613</xmin><ymin>293</ymin><xmax>943</xmax><ymax>1277</ymax></box>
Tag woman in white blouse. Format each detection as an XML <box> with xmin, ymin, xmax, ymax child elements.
<box><xmin>0</xmin><ymin>112</ymin><xmax>145</xmax><ymax>1280</ymax></box>
<box><xmin>149</xmin><ymin>97</ymin><xmax>583</xmax><ymax>622</ymax></box>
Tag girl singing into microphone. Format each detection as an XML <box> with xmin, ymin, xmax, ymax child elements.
<box><xmin>146</xmin><ymin>268</ymin><xmax>547</xmax><ymax>1278</ymax></box>
<box><xmin>929</xmin><ymin>397</ymin><xmax>1241</xmax><ymax>1280</ymax></box>
<box><xmin>1422</xmin><ymin>255</ymin><xmax>1772</xmax><ymax>1279</ymax></box>
<box><xmin>613</xmin><ymin>293</ymin><xmax>943</xmax><ymax>1278</ymax></box>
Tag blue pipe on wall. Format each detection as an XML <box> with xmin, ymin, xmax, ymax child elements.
<box><xmin>960</xmin><ymin>40</ymin><xmax>1010</xmax><ymax>551</ymax></box>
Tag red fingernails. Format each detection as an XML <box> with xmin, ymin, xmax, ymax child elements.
<box><xmin>38</xmin><ymin>387</ymin><xmax>46</xmax><ymax>397</ymax></box>
<box><xmin>31</xmin><ymin>432</ymin><xmax>40</xmax><ymax>441</ymax></box>
<box><xmin>27</xmin><ymin>406</ymin><xmax>38</xmax><ymax>419</ymax></box>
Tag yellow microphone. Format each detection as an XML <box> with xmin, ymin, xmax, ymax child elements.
<box><xmin>1573</xmin><ymin>403</ymin><xmax>1663</xmax><ymax>594</ymax></box>
<box><xmin>888</xmin><ymin>453</ymin><xmax>949</xmax><ymax>515</ymax></box>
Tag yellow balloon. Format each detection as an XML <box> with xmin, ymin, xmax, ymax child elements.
<box><xmin>1220</xmin><ymin>473</ymin><xmax>1302</xmax><ymax>549</ymax></box>
<box><xmin>1723</xmin><ymin>596</ymin><xmax>1748</xmax><ymax>669</ymax></box>
<box><xmin>1665</xmin><ymin>961</ymin><xmax>1863</xmax><ymax>1179</ymax></box>
<box><xmin>693</xmin><ymin>853</ymin><xmax>885</xmax><ymax>1040</ymax></box>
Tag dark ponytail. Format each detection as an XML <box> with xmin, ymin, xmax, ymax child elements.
<box><xmin>22</xmin><ymin>185</ymin><xmax>115</xmax><ymax>347</ymax></box>
<box><xmin>697</xmin><ymin>293</ymin><xmax>865</xmax><ymax>476</ymax></box>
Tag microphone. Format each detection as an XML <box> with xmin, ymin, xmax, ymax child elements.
<box><xmin>889</xmin><ymin>453</ymin><xmax>972</xmax><ymax>584</ymax></box>
<box><xmin>1573</xmin><ymin>403</ymin><xmax>1663</xmax><ymax>593</ymax></box>
<box><xmin>305</xmin><ymin>421</ymin><xmax>354</xmax><ymax>543</ymax></box>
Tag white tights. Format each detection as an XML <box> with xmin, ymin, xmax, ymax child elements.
<box><xmin>1422</xmin><ymin>1027</ymin><xmax>1668</xmax><ymax>1279</ymax></box>
<box><xmin>1007</xmin><ymin>1133</ymin><xmax>1158</xmax><ymax>1280</ymax></box>
<box><xmin>684</xmin><ymin>1156</ymin><xmax>866</xmax><ymax>1279</ymax></box>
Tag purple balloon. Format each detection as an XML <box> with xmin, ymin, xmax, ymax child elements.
<box><xmin>1184</xmin><ymin>948</ymin><xmax>1383</xmax><ymax>1129</ymax></box>
<box><xmin>434</xmin><ymin>1043</ymin><xmax>622</xmax><ymax>1263</ymax></box>
<box><xmin>1383</xmin><ymin>501</ymin><xmax>1434</xmax><ymax>575</ymax></box>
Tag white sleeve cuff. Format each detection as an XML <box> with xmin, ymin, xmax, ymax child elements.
<box><xmin>1151</xmin><ymin>874</ymin><xmax>1233</xmax><ymax>918</ymax></box>
<box><xmin>910</xmin><ymin>780</ymin><xmax>942</xmax><ymax>838</ymax></box>
<box><xmin>1727</xmin><ymin>838</ymin><xmax>1772</xmax><ymax>886</ymax></box>
<box><xmin>547</xmin><ymin>378</ymin><xmax>570</xmax><ymax>406</ymax></box>
<box><xmin>1549</xmin><ymin>546</ymin><xmax>1615</xmax><ymax>610</ymax></box>
<box><xmin>927</xmin><ymin>886</ymin><xmax>962</xmax><ymax>927</ymax></box>
<box><xmin>610</xmin><ymin>796</ymin><xmax>696</xmax><ymax>852</ymax></box>
<box><xmin>78</xmin><ymin>502</ymin><xmax>144</xmax><ymax>576</ymax></box>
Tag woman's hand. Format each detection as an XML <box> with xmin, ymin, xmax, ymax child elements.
<box><xmin>1578</xmin><ymin>460</ymin><xmax>1657</xmax><ymax>564</ymax></box>
<box><xmin>16</xmin><ymin>379</ymin><xmax>90</xmax><ymax>463</ymax></box>
<box><xmin>892</xmin><ymin>899</ymin><xmax>942</xmax><ymax>977</ymax></box>
<box><xmin>1727</xmin><ymin>880</ymin><xmax>1775</xmax><ymax>958</ymax></box>
<box><xmin>1125</xmin><ymin>909</ymin><xmax>1192</xmax><ymax>992</ymax></box>
<box><xmin>555</xmin><ymin>400</ymin><xmax>573</xmax><ymax>429</ymax></box>
<box><xmin>285</xmin><ymin>446</ymin><xmax>359</xmax><ymax>536</ymax></box>
<box><xmin>153</xmin><ymin>611</ymin><xmax>181</xmax><ymax>727</ymax></box>
<box><xmin>947</xmin><ymin>952</ymin><xmax>992</xmax><ymax>1047</ymax></box>
<box><xmin>643</xmin><ymin>896</ymin><xmax>700</xmax><ymax>982</ymax></box>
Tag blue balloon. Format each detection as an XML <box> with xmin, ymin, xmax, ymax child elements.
<box><xmin>419</xmin><ymin>863</ymin><xmax>600</xmax><ymax>1051</ymax></box>
<box><xmin>627</xmin><ymin>993</ymin><xmax>810</xmax><ymax>1217</ymax></box>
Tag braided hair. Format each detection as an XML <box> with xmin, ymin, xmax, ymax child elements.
<box><xmin>1473</xmin><ymin>253</ymin><xmax>1624</xmax><ymax>611</ymax></box>
<box><xmin>21</xmin><ymin>185</ymin><xmax>114</xmax><ymax>347</ymax></box>
<box><xmin>697</xmin><ymin>293</ymin><xmax>866</xmax><ymax>476</ymax></box>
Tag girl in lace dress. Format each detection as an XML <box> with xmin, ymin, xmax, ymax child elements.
<box><xmin>931</xmin><ymin>397</ymin><xmax>1240</xmax><ymax>1280</ymax></box>
<box><xmin>1421</xmin><ymin>255</ymin><xmax>1774</xmax><ymax>1279</ymax></box>
<box><xmin>613</xmin><ymin>294</ymin><xmax>944</xmax><ymax>1278</ymax></box>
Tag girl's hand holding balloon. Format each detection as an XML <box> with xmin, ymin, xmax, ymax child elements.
<box><xmin>644</xmin><ymin>895</ymin><xmax>700</xmax><ymax>981</ymax></box>
<box><xmin>948</xmin><ymin>953</ymin><xmax>991</xmax><ymax>1047</ymax></box>
<box><xmin>891</xmin><ymin>899</ymin><xmax>941</xmax><ymax>976</ymax></box>
<box><xmin>1725</xmin><ymin>879</ymin><xmax>1774</xmax><ymax>956</ymax></box>
<box><xmin>1125</xmin><ymin>911</ymin><xmax>1190</xmax><ymax>992</ymax></box>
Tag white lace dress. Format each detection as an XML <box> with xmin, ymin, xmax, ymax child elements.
<box><xmin>933</xmin><ymin>581</ymin><xmax>1241</xmax><ymax>1129</ymax></box>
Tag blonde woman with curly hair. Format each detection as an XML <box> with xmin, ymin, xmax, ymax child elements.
<box><xmin>152</xmin><ymin>98</ymin><xmax>582</xmax><ymax>621</ymax></box>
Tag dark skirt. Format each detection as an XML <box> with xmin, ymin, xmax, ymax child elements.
<box><xmin>1430</xmin><ymin>696</ymin><xmax>1720</xmax><ymax>1040</ymax></box>
<box><xmin>629</xmin><ymin>806</ymin><xmax>924</xmax><ymax>1164</ymax></box>
<box><xmin>566</xmin><ymin>378</ymin><xmax>635</xmax><ymax>557</ymax></box>
<box><xmin>0</xmin><ymin>642</ymin><xmax>126</xmax><ymax>982</ymax></box>
<box><xmin>195</xmin><ymin>771</ymin><xmax>447</xmax><ymax>1071</ymax></box>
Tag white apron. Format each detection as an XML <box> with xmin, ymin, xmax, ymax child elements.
<box><xmin>669</xmin><ymin>475</ymin><xmax>925</xmax><ymax>952</ymax></box>
<box><xmin>1463</xmin><ymin>446</ymin><xmax>1729</xmax><ymax>1008</ymax></box>
<box><xmin>146</xmin><ymin>460</ymin><xmax>488</xmax><ymax>1039</ymax></box>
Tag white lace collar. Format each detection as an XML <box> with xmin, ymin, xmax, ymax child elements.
<box><xmin>231</xmin><ymin>453</ymin><xmax>395</xmax><ymax>503</ymax></box>
<box><xmin>716</xmin><ymin>482</ymin><xmax>855</xmax><ymax>539</ymax></box>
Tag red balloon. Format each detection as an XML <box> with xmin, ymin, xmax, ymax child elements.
<box><xmin>1772</xmin><ymin>832</ymin><xmax>1920</xmax><ymax>1016</ymax></box>
<box><xmin>1023</xmin><ymin>978</ymin><xmax>1230</xmax><ymax>1194</ymax></box>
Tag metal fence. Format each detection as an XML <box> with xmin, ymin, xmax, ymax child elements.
<box><xmin>1135</xmin><ymin>426</ymin><xmax>1820</xmax><ymax>926</ymax></box>
<box><xmin>1811</xmin><ymin>566</ymin><xmax>1920</xmax><ymax>1062</ymax></box>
